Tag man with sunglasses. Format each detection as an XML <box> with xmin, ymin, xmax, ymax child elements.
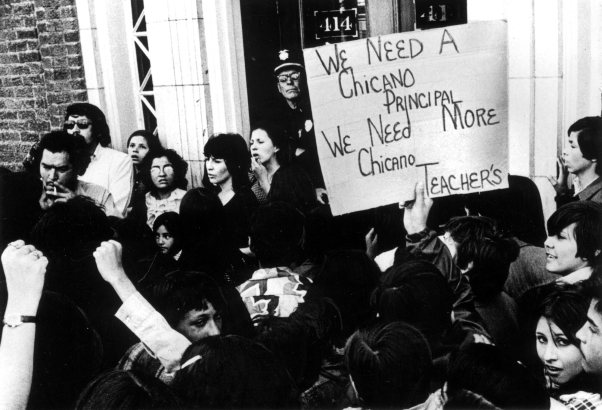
<box><xmin>63</xmin><ymin>103</ymin><xmax>134</xmax><ymax>217</ymax></box>
<box><xmin>259</xmin><ymin>49</ymin><xmax>327</xmax><ymax>203</ymax></box>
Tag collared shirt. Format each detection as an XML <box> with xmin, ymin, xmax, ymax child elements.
<box><xmin>75</xmin><ymin>180</ymin><xmax>121</xmax><ymax>217</ymax></box>
<box><xmin>145</xmin><ymin>188</ymin><xmax>186</xmax><ymax>229</ymax></box>
<box><xmin>560</xmin><ymin>391</ymin><xmax>602</xmax><ymax>410</ymax></box>
<box><xmin>79</xmin><ymin>144</ymin><xmax>134</xmax><ymax>216</ymax></box>
<box><xmin>115</xmin><ymin>291</ymin><xmax>190</xmax><ymax>373</ymax></box>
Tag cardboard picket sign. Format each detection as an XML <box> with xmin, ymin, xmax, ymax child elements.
<box><xmin>303</xmin><ymin>20</ymin><xmax>508</xmax><ymax>216</ymax></box>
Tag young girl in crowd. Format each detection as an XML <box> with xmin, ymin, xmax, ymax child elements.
<box><xmin>534</xmin><ymin>284</ymin><xmax>599</xmax><ymax>399</ymax></box>
<box><xmin>126</xmin><ymin>130</ymin><xmax>163</xmax><ymax>215</ymax></box>
<box><xmin>202</xmin><ymin>133</ymin><xmax>258</xmax><ymax>249</ymax></box>
<box><xmin>152</xmin><ymin>212</ymin><xmax>182</xmax><ymax>260</ymax></box>
<box><xmin>131</xmin><ymin>149</ymin><xmax>188</xmax><ymax>229</ymax></box>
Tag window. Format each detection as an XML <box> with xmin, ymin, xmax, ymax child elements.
<box><xmin>130</xmin><ymin>0</ymin><xmax>158</xmax><ymax>134</ymax></box>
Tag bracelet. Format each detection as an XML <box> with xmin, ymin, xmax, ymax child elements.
<box><xmin>3</xmin><ymin>314</ymin><xmax>37</xmax><ymax>328</ymax></box>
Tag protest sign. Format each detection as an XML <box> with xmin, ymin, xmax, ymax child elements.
<box><xmin>303</xmin><ymin>20</ymin><xmax>508</xmax><ymax>216</ymax></box>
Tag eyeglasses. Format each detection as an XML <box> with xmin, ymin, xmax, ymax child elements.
<box><xmin>277</xmin><ymin>72</ymin><xmax>301</xmax><ymax>83</ymax></box>
<box><xmin>63</xmin><ymin>120</ymin><xmax>92</xmax><ymax>130</ymax></box>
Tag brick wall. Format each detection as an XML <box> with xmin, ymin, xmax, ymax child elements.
<box><xmin>0</xmin><ymin>0</ymin><xmax>87</xmax><ymax>170</ymax></box>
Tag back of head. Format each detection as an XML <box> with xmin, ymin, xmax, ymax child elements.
<box><xmin>547</xmin><ymin>201</ymin><xmax>602</xmax><ymax>269</ymax></box>
<box><xmin>111</xmin><ymin>216</ymin><xmax>156</xmax><ymax>281</ymax></box>
<box><xmin>65</xmin><ymin>103</ymin><xmax>111</xmax><ymax>147</ymax></box>
<box><xmin>146</xmin><ymin>270</ymin><xmax>253</xmax><ymax>338</ymax></box>
<box><xmin>31</xmin><ymin>196</ymin><xmax>113</xmax><ymax>267</ymax></box>
<box><xmin>316</xmin><ymin>250</ymin><xmax>380</xmax><ymax>339</ymax></box>
<box><xmin>172</xmin><ymin>335</ymin><xmax>295</xmax><ymax>409</ymax></box>
<box><xmin>345</xmin><ymin>322</ymin><xmax>432</xmax><ymax>409</ymax></box>
<box><xmin>76</xmin><ymin>369</ymin><xmax>182</xmax><ymax>410</ymax></box>
<box><xmin>464</xmin><ymin>175</ymin><xmax>548</xmax><ymax>247</ymax></box>
<box><xmin>202</xmin><ymin>133</ymin><xmax>251</xmax><ymax>192</ymax></box>
<box><xmin>374</xmin><ymin>260</ymin><xmax>453</xmax><ymax>344</ymax></box>
<box><xmin>0</xmin><ymin>289</ymin><xmax>103</xmax><ymax>410</ymax></box>
<box><xmin>457</xmin><ymin>228</ymin><xmax>520</xmax><ymax>301</ymax></box>
<box><xmin>267</xmin><ymin>165</ymin><xmax>317</xmax><ymax>215</ymax></box>
<box><xmin>255</xmin><ymin>298</ymin><xmax>342</xmax><ymax>391</ymax></box>
<box><xmin>568</xmin><ymin>116</ymin><xmax>602</xmax><ymax>175</ymax></box>
<box><xmin>249</xmin><ymin>201</ymin><xmax>305</xmax><ymax>267</ymax></box>
<box><xmin>444</xmin><ymin>215</ymin><xmax>496</xmax><ymax>244</ymax></box>
<box><xmin>446</xmin><ymin>343</ymin><xmax>549</xmax><ymax>410</ymax></box>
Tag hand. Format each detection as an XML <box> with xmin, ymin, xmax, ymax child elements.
<box><xmin>93</xmin><ymin>240</ymin><xmax>127</xmax><ymax>285</ymax></box>
<box><xmin>547</xmin><ymin>157</ymin><xmax>569</xmax><ymax>195</ymax></box>
<box><xmin>365</xmin><ymin>228</ymin><xmax>379</xmax><ymax>260</ymax></box>
<box><xmin>47</xmin><ymin>181</ymin><xmax>76</xmax><ymax>203</ymax></box>
<box><xmin>38</xmin><ymin>190</ymin><xmax>54</xmax><ymax>210</ymax></box>
<box><xmin>402</xmin><ymin>181</ymin><xmax>433</xmax><ymax>235</ymax></box>
<box><xmin>2</xmin><ymin>240</ymin><xmax>48</xmax><ymax>311</ymax></box>
<box><xmin>251</xmin><ymin>157</ymin><xmax>270</xmax><ymax>192</ymax></box>
<box><xmin>315</xmin><ymin>188</ymin><xmax>328</xmax><ymax>205</ymax></box>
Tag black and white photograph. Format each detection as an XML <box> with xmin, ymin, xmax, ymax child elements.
<box><xmin>0</xmin><ymin>0</ymin><xmax>601</xmax><ymax>409</ymax></box>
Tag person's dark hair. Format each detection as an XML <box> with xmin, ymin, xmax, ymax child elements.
<box><xmin>547</xmin><ymin>201</ymin><xmax>602</xmax><ymax>268</ymax></box>
<box><xmin>0</xmin><ymin>290</ymin><xmax>103</xmax><ymax>410</ymax></box>
<box><xmin>249</xmin><ymin>201</ymin><xmax>305</xmax><ymax>268</ymax></box>
<box><xmin>578</xmin><ymin>275</ymin><xmax>602</xmax><ymax>316</ymax></box>
<box><xmin>30</xmin><ymin>196</ymin><xmax>113</xmax><ymax>265</ymax></box>
<box><xmin>456</xmin><ymin>226</ymin><xmax>520</xmax><ymax>301</ymax></box>
<box><xmin>444</xmin><ymin>388</ymin><xmax>501</xmax><ymax>409</ymax></box>
<box><xmin>315</xmin><ymin>250</ymin><xmax>380</xmax><ymax>342</ymax></box>
<box><xmin>567</xmin><ymin>116</ymin><xmax>602</xmax><ymax>175</ymax></box>
<box><xmin>267</xmin><ymin>165</ymin><xmax>317</xmax><ymax>215</ymax></box>
<box><xmin>142</xmin><ymin>149</ymin><xmax>189</xmax><ymax>194</ymax></box>
<box><xmin>145</xmin><ymin>270</ymin><xmax>253</xmax><ymax>338</ymax></box>
<box><xmin>202</xmin><ymin>133</ymin><xmax>251</xmax><ymax>192</ymax></box>
<box><xmin>446</xmin><ymin>344</ymin><xmax>550</xmax><ymax>410</ymax></box>
<box><xmin>172</xmin><ymin>335</ymin><xmax>296</xmax><ymax>409</ymax></box>
<box><xmin>345</xmin><ymin>322</ymin><xmax>432</xmax><ymax>409</ymax></box>
<box><xmin>372</xmin><ymin>260</ymin><xmax>453</xmax><ymax>345</ymax></box>
<box><xmin>255</xmin><ymin>298</ymin><xmax>342</xmax><ymax>391</ymax></box>
<box><xmin>444</xmin><ymin>215</ymin><xmax>496</xmax><ymax>244</ymax></box>
<box><xmin>75</xmin><ymin>369</ymin><xmax>183</xmax><ymax>410</ymax></box>
<box><xmin>126</xmin><ymin>130</ymin><xmax>163</xmax><ymax>168</ymax></box>
<box><xmin>251</xmin><ymin>121</ymin><xmax>290</xmax><ymax>166</ymax></box>
<box><xmin>537</xmin><ymin>283</ymin><xmax>589</xmax><ymax>347</ymax></box>
<box><xmin>64</xmin><ymin>103</ymin><xmax>111</xmax><ymax>147</ymax></box>
<box><xmin>463</xmin><ymin>175</ymin><xmax>548</xmax><ymax>247</ymax></box>
<box><xmin>152</xmin><ymin>211</ymin><xmax>182</xmax><ymax>240</ymax></box>
<box><xmin>31</xmin><ymin>131</ymin><xmax>91</xmax><ymax>177</ymax></box>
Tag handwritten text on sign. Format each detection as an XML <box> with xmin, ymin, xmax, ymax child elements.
<box><xmin>303</xmin><ymin>21</ymin><xmax>508</xmax><ymax>216</ymax></box>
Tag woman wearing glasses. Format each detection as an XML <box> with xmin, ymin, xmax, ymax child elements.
<box><xmin>130</xmin><ymin>148</ymin><xmax>188</xmax><ymax>229</ymax></box>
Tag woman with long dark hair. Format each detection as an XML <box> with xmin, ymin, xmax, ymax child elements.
<box><xmin>534</xmin><ymin>284</ymin><xmax>599</xmax><ymax>399</ymax></box>
<box><xmin>202</xmin><ymin>133</ymin><xmax>258</xmax><ymax>249</ymax></box>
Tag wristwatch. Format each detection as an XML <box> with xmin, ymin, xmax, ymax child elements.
<box><xmin>3</xmin><ymin>314</ymin><xmax>37</xmax><ymax>328</ymax></box>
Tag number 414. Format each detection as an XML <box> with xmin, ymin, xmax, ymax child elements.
<box><xmin>322</xmin><ymin>16</ymin><xmax>353</xmax><ymax>32</ymax></box>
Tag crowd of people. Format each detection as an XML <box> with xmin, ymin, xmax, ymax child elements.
<box><xmin>0</xmin><ymin>50</ymin><xmax>602</xmax><ymax>410</ymax></box>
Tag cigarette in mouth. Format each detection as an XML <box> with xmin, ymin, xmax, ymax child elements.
<box><xmin>53</xmin><ymin>186</ymin><xmax>57</xmax><ymax>196</ymax></box>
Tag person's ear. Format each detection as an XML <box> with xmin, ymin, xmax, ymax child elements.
<box><xmin>273</xmin><ymin>146</ymin><xmax>280</xmax><ymax>153</ymax></box>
